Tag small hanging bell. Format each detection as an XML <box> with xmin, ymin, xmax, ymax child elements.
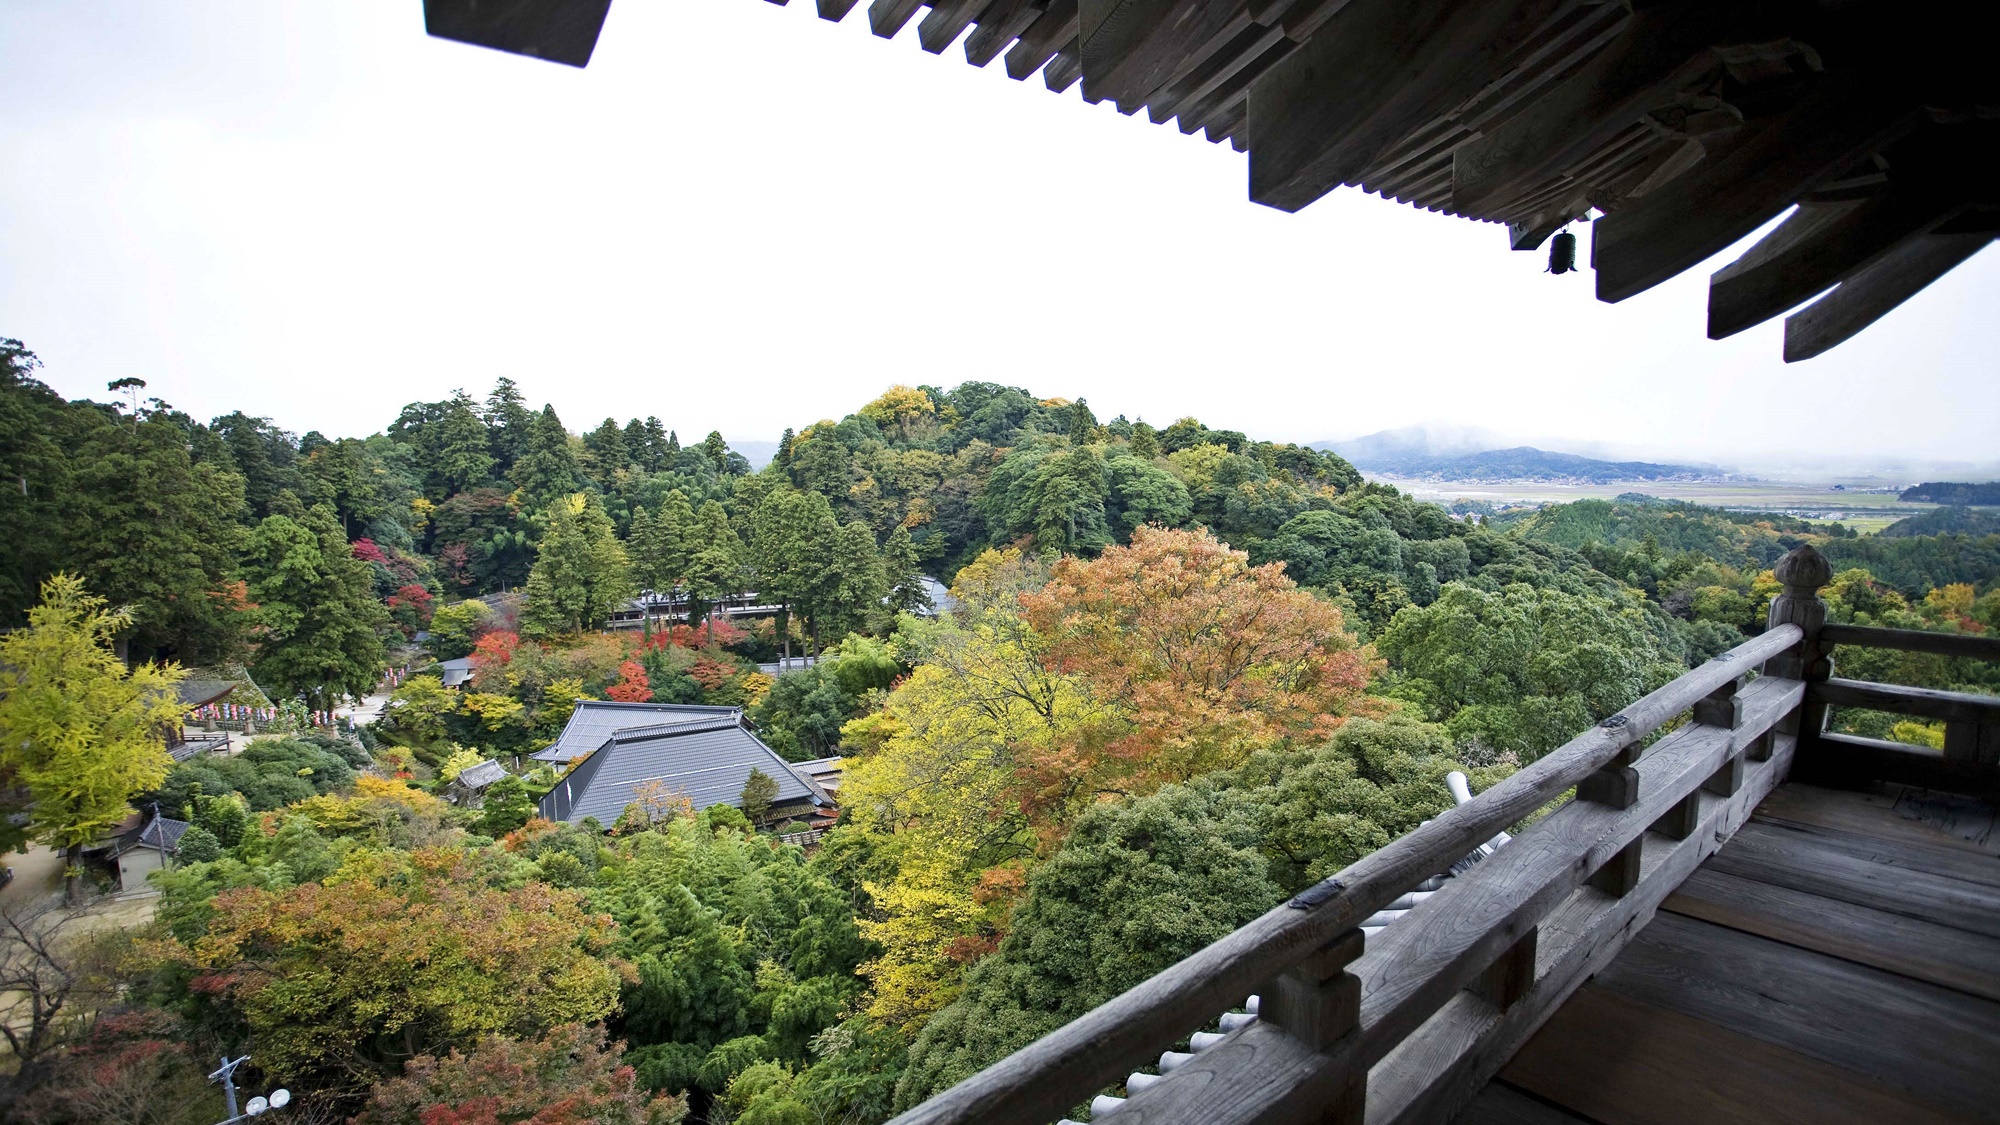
<box><xmin>1547</xmin><ymin>230</ymin><xmax>1577</xmax><ymax>275</ymax></box>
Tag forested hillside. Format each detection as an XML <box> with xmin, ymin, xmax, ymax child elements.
<box><xmin>4</xmin><ymin>332</ymin><xmax>1997</xmax><ymax>1125</ymax></box>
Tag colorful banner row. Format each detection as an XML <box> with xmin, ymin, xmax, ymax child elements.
<box><xmin>188</xmin><ymin>702</ymin><xmax>352</xmax><ymax>729</ymax></box>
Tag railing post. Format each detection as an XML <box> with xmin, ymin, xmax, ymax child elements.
<box><xmin>1264</xmin><ymin>928</ymin><xmax>1365</xmax><ymax>1122</ymax></box>
<box><xmin>1762</xmin><ymin>545</ymin><xmax>1834</xmax><ymax>752</ymax></box>
<box><xmin>1581</xmin><ymin>717</ymin><xmax>1641</xmax><ymax>896</ymax></box>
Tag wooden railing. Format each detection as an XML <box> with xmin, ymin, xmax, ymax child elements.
<box><xmin>884</xmin><ymin>546</ymin><xmax>2000</xmax><ymax>1125</ymax></box>
<box><xmin>1810</xmin><ymin>622</ymin><xmax>2000</xmax><ymax>795</ymax></box>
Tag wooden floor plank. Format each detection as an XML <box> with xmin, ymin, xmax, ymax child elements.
<box><xmin>1450</xmin><ymin>1082</ymin><xmax>1599</xmax><ymax>1125</ymax></box>
<box><xmin>1590</xmin><ymin>912</ymin><xmax>2000</xmax><ymax>1118</ymax></box>
<box><xmin>1499</xmin><ymin>985</ymin><xmax>1978</xmax><ymax>1125</ymax></box>
<box><xmin>1663</xmin><ymin>867</ymin><xmax>2000</xmax><ymax>1001</ymax></box>
<box><xmin>1703</xmin><ymin>820</ymin><xmax>2000</xmax><ymax>936</ymax></box>
<box><xmin>1754</xmin><ymin>783</ymin><xmax>1999</xmax><ymax>857</ymax></box>
<box><xmin>1746</xmin><ymin>810</ymin><xmax>2000</xmax><ymax>889</ymax></box>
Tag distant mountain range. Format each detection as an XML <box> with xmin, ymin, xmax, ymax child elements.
<box><xmin>1314</xmin><ymin>427</ymin><xmax>1723</xmax><ymax>484</ymax></box>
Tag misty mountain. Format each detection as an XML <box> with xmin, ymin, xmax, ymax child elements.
<box><xmin>1315</xmin><ymin>428</ymin><xmax>1718</xmax><ymax>483</ymax></box>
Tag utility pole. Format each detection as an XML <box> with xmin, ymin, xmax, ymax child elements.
<box><xmin>209</xmin><ymin>1055</ymin><xmax>293</xmax><ymax>1124</ymax></box>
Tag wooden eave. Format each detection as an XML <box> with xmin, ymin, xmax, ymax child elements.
<box><xmin>423</xmin><ymin>0</ymin><xmax>1998</xmax><ymax>358</ymax></box>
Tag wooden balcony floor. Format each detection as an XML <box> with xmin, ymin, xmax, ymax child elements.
<box><xmin>1453</xmin><ymin>782</ymin><xmax>2000</xmax><ymax>1125</ymax></box>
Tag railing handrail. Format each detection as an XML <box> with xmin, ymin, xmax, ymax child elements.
<box><xmin>1820</xmin><ymin>622</ymin><xmax>2000</xmax><ymax>662</ymax></box>
<box><xmin>886</xmin><ymin>623</ymin><xmax>1805</xmax><ymax>1125</ymax></box>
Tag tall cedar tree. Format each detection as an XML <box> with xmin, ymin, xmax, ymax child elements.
<box><xmin>481</xmin><ymin>377</ymin><xmax>535</xmax><ymax>475</ymax></box>
<box><xmin>0</xmin><ymin>574</ymin><xmax>187</xmax><ymax>901</ymax></box>
<box><xmin>244</xmin><ymin>505</ymin><xmax>389</xmax><ymax>708</ymax></box>
<box><xmin>683</xmin><ymin>500</ymin><xmax>744</xmax><ymax>622</ymax></box>
<box><xmin>522</xmin><ymin>493</ymin><xmax>633</xmax><ymax>635</ymax></box>
<box><xmin>512</xmin><ymin>405</ymin><xmax>580</xmax><ymax>509</ymax></box>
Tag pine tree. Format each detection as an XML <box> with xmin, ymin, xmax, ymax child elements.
<box><xmin>244</xmin><ymin>505</ymin><xmax>390</xmax><ymax>709</ymax></box>
<box><xmin>775</xmin><ymin>428</ymin><xmax>796</xmax><ymax>470</ymax></box>
<box><xmin>0</xmin><ymin>574</ymin><xmax>188</xmax><ymax>902</ymax></box>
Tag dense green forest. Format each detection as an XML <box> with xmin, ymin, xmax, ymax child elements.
<box><xmin>4</xmin><ymin>332</ymin><xmax>1997</xmax><ymax>1125</ymax></box>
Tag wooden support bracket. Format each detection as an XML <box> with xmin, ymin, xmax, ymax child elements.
<box><xmin>1264</xmin><ymin>928</ymin><xmax>1364</xmax><ymax>1051</ymax></box>
<box><xmin>1577</xmin><ymin>744</ymin><xmax>1639</xmax><ymax>810</ymax></box>
<box><xmin>1704</xmin><ymin>752</ymin><xmax>1746</xmax><ymax>797</ymax></box>
<box><xmin>1470</xmin><ymin>926</ymin><xmax>1538</xmax><ymax>1010</ymax></box>
<box><xmin>1588</xmin><ymin>837</ymin><xmax>1642</xmax><ymax>897</ymax></box>
<box><xmin>1652</xmin><ymin>792</ymin><xmax>1700</xmax><ymax>841</ymax></box>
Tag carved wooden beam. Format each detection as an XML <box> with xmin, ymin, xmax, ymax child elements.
<box><xmin>1591</xmin><ymin>77</ymin><xmax>1922</xmax><ymax>303</ymax></box>
<box><xmin>1783</xmin><ymin>233</ymin><xmax>1994</xmax><ymax>361</ymax></box>
<box><xmin>1708</xmin><ymin>181</ymin><xmax>1978</xmax><ymax>339</ymax></box>
<box><xmin>1247</xmin><ymin>0</ymin><xmax>1569</xmax><ymax>213</ymax></box>
<box><xmin>1004</xmin><ymin>0</ymin><xmax>1079</xmax><ymax>80</ymax></box>
<box><xmin>965</xmin><ymin>0</ymin><xmax>1047</xmax><ymax>65</ymax></box>
<box><xmin>423</xmin><ymin>0</ymin><xmax>612</xmax><ymax>67</ymax></box>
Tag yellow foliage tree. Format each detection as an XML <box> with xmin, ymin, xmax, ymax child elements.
<box><xmin>0</xmin><ymin>574</ymin><xmax>187</xmax><ymax>901</ymax></box>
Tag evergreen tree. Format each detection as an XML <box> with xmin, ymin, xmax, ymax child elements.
<box><xmin>751</xmin><ymin>489</ymin><xmax>817</xmax><ymax>662</ymax></box>
<box><xmin>434</xmin><ymin>391</ymin><xmax>497</xmax><ymax>496</ymax></box>
<box><xmin>582</xmin><ymin>417</ymin><xmax>630</xmax><ymax>481</ymax></box>
<box><xmin>628</xmin><ymin>502</ymin><xmax>692</xmax><ymax>596</ymax></box>
<box><xmin>701</xmin><ymin>430</ymin><xmax>729</xmax><ymax>469</ymax></box>
<box><xmin>826</xmin><ymin>521</ymin><xmax>888</xmax><ymax>641</ymax></box>
<box><xmin>0</xmin><ymin>574</ymin><xmax>187</xmax><ymax>902</ymax></box>
<box><xmin>685</xmin><ymin>500</ymin><xmax>745</xmax><ymax>623</ymax></box>
<box><xmin>739</xmin><ymin>768</ymin><xmax>779</xmax><ymax>825</ymax></box>
<box><xmin>244</xmin><ymin>505</ymin><xmax>389</xmax><ymax>709</ymax></box>
<box><xmin>621</xmin><ymin>418</ymin><xmax>653</xmax><ymax>472</ymax></box>
<box><xmin>776</xmin><ymin>427</ymin><xmax>796</xmax><ymax>470</ymax></box>
<box><xmin>665</xmin><ymin>429</ymin><xmax>681</xmax><ymax>458</ymax></box>
<box><xmin>522</xmin><ymin>493</ymin><xmax>634</xmax><ymax>635</ymax></box>
<box><xmin>1128</xmin><ymin>421</ymin><xmax>1161</xmax><ymax>460</ymax></box>
<box><xmin>483</xmin><ymin>377</ymin><xmax>535</xmax><ymax>474</ymax></box>
<box><xmin>883</xmin><ymin>524</ymin><xmax>933</xmax><ymax>615</ymax></box>
<box><xmin>644</xmin><ymin>417</ymin><xmax>671</xmax><ymax>469</ymax></box>
<box><xmin>62</xmin><ymin>407</ymin><xmax>252</xmax><ymax>661</ymax></box>
<box><xmin>512</xmin><ymin>404</ymin><xmax>580</xmax><ymax>508</ymax></box>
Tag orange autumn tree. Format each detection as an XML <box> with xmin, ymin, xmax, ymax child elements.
<box><xmin>605</xmin><ymin>659</ymin><xmax>652</xmax><ymax>702</ymax></box>
<box><xmin>1018</xmin><ymin>524</ymin><xmax>1379</xmax><ymax>791</ymax></box>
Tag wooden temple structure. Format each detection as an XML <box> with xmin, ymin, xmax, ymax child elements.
<box><xmin>418</xmin><ymin>5</ymin><xmax>2000</xmax><ymax>1120</ymax></box>
<box><xmin>424</xmin><ymin>0</ymin><xmax>1995</xmax><ymax>359</ymax></box>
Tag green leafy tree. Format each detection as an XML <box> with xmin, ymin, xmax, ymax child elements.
<box><xmin>522</xmin><ymin>493</ymin><xmax>633</xmax><ymax>636</ymax></box>
<box><xmin>895</xmin><ymin>714</ymin><xmax>1494</xmax><ymax>1105</ymax></box>
<box><xmin>1377</xmin><ymin>581</ymin><xmax>1684</xmax><ymax>759</ymax></box>
<box><xmin>476</xmin><ymin>775</ymin><xmax>536</xmax><ymax>837</ymax></box>
<box><xmin>243</xmin><ymin>505</ymin><xmax>389</xmax><ymax>709</ymax></box>
<box><xmin>0</xmin><ymin>575</ymin><xmax>186</xmax><ymax>901</ymax></box>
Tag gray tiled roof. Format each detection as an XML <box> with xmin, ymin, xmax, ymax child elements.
<box><xmin>117</xmin><ymin>814</ymin><xmax>191</xmax><ymax>856</ymax></box>
<box><xmin>453</xmin><ymin>758</ymin><xmax>508</xmax><ymax>790</ymax></box>
<box><xmin>530</xmin><ymin>700</ymin><xmax>742</xmax><ymax>764</ymax></box>
<box><xmin>176</xmin><ymin>679</ymin><xmax>238</xmax><ymax>707</ymax></box>
<box><xmin>438</xmin><ymin>657</ymin><xmax>476</xmax><ymax>688</ymax></box>
<box><xmin>539</xmin><ymin>720</ymin><xmax>827</xmax><ymax>826</ymax></box>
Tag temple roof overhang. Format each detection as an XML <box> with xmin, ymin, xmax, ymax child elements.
<box><xmin>422</xmin><ymin>0</ymin><xmax>1997</xmax><ymax>359</ymax></box>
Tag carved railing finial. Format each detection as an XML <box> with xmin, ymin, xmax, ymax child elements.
<box><xmin>1773</xmin><ymin>543</ymin><xmax>1833</xmax><ymax>597</ymax></box>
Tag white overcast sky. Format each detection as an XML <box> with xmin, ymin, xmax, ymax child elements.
<box><xmin>2</xmin><ymin>1</ymin><xmax>1994</xmax><ymax>469</ymax></box>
